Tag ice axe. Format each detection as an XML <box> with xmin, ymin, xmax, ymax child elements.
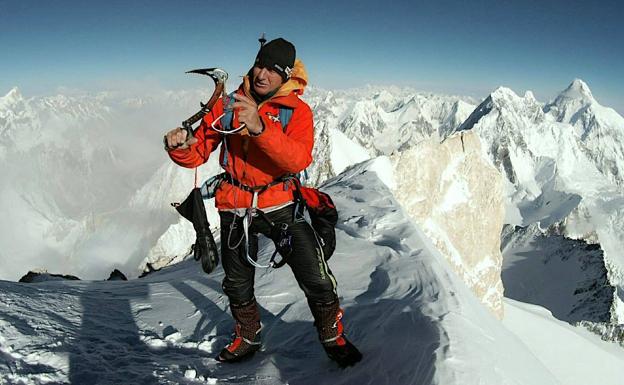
<box><xmin>181</xmin><ymin>67</ymin><xmax>228</xmax><ymax>139</ymax></box>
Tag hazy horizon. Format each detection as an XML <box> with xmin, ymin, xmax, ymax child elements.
<box><xmin>1</xmin><ymin>0</ymin><xmax>623</xmax><ymax>113</ymax></box>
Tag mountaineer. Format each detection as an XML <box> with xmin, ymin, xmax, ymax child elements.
<box><xmin>163</xmin><ymin>38</ymin><xmax>362</xmax><ymax>367</ymax></box>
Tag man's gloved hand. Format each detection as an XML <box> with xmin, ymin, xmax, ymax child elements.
<box><xmin>163</xmin><ymin>127</ymin><xmax>198</xmax><ymax>151</ymax></box>
<box><xmin>195</xmin><ymin>234</ymin><xmax>220</xmax><ymax>274</ymax></box>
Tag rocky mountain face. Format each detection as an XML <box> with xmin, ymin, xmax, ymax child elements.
<box><xmin>451</xmin><ymin>79</ymin><xmax>624</xmax><ymax>333</ymax></box>
<box><xmin>393</xmin><ymin>131</ymin><xmax>505</xmax><ymax>317</ymax></box>
<box><xmin>303</xmin><ymin>87</ymin><xmax>511</xmax><ymax>316</ymax></box>
<box><xmin>501</xmin><ymin>223</ymin><xmax>612</xmax><ymax>324</ymax></box>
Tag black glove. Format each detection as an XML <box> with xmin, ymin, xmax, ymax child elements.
<box><xmin>194</xmin><ymin>233</ymin><xmax>219</xmax><ymax>274</ymax></box>
<box><xmin>174</xmin><ymin>187</ymin><xmax>220</xmax><ymax>274</ymax></box>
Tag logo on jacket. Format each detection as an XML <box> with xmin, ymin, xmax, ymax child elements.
<box><xmin>266</xmin><ymin>112</ymin><xmax>280</xmax><ymax>123</ymax></box>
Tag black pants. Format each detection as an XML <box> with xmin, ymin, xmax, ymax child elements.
<box><xmin>219</xmin><ymin>205</ymin><xmax>338</xmax><ymax>305</ymax></box>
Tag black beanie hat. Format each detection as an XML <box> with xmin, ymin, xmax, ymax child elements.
<box><xmin>254</xmin><ymin>38</ymin><xmax>296</xmax><ymax>82</ymax></box>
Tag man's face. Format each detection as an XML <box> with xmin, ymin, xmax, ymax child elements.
<box><xmin>252</xmin><ymin>66</ymin><xmax>284</xmax><ymax>96</ymax></box>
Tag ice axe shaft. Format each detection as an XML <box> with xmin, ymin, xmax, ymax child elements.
<box><xmin>182</xmin><ymin>68</ymin><xmax>228</xmax><ymax>137</ymax></box>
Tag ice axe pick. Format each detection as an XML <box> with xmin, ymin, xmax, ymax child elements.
<box><xmin>181</xmin><ymin>67</ymin><xmax>228</xmax><ymax>139</ymax></box>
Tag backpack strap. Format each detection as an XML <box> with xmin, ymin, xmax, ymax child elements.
<box><xmin>199</xmin><ymin>172</ymin><xmax>227</xmax><ymax>199</ymax></box>
<box><xmin>219</xmin><ymin>91</ymin><xmax>238</xmax><ymax>132</ymax></box>
<box><xmin>276</xmin><ymin>105</ymin><xmax>310</xmax><ymax>182</ymax></box>
<box><xmin>218</xmin><ymin>92</ymin><xmax>238</xmax><ymax>168</ymax></box>
<box><xmin>278</xmin><ymin>107</ymin><xmax>293</xmax><ymax>132</ymax></box>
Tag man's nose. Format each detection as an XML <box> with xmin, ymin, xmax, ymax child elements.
<box><xmin>257</xmin><ymin>67</ymin><xmax>269</xmax><ymax>79</ymax></box>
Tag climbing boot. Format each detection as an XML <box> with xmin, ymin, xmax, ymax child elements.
<box><xmin>217</xmin><ymin>299</ymin><xmax>261</xmax><ymax>363</ymax></box>
<box><xmin>309</xmin><ymin>299</ymin><xmax>362</xmax><ymax>368</ymax></box>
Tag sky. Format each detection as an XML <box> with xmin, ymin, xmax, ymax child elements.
<box><xmin>1</xmin><ymin>0</ymin><xmax>623</xmax><ymax>112</ymax></box>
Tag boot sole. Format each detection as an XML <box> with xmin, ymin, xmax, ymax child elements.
<box><xmin>215</xmin><ymin>348</ymin><xmax>259</xmax><ymax>363</ymax></box>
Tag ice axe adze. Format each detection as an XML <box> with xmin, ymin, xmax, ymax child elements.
<box><xmin>181</xmin><ymin>67</ymin><xmax>228</xmax><ymax>139</ymax></box>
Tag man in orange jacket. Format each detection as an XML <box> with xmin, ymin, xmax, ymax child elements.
<box><xmin>164</xmin><ymin>38</ymin><xmax>362</xmax><ymax>367</ymax></box>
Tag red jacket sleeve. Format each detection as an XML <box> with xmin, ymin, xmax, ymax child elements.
<box><xmin>167</xmin><ymin>105</ymin><xmax>223</xmax><ymax>168</ymax></box>
<box><xmin>251</xmin><ymin>101</ymin><xmax>314</xmax><ymax>173</ymax></box>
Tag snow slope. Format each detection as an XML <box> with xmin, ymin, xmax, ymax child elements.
<box><xmin>503</xmin><ymin>298</ymin><xmax>624</xmax><ymax>385</ymax></box>
<box><xmin>0</xmin><ymin>162</ymin><xmax>560</xmax><ymax>385</ymax></box>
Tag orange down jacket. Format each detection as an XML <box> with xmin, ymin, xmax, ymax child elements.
<box><xmin>168</xmin><ymin>60</ymin><xmax>313</xmax><ymax>210</ymax></box>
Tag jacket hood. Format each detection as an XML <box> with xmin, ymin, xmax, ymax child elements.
<box><xmin>277</xmin><ymin>58</ymin><xmax>308</xmax><ymax>96</ymax></box>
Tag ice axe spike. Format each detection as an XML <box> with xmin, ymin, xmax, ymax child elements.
<box><xmin>258</xmin><ymin>32</ymin><xmax>267</xmax><ymax>47</ymax></box>
<box><xmin>181</xmin><ymin>68</ymin><xmax>228</xmax><ymax>138</ymax></box>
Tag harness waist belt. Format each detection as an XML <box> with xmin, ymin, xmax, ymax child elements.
<box><xmin>222</xmin><ymin>172</ymin><xmax>298</xmax><ymax>195</ymax></box>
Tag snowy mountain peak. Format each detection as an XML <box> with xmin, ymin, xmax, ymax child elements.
<box><xmin>490</xmin><ymin>86</ymin><xmax>519</xmax><ymax>100</ymax></box>
<box><xmin>4</xmin><ymin>86</ymin><xmax>21</xmax><ymax>99</ymax></box>
<box><xmin>0</xmin><ymin>87</ymin><xmax>24</xmax><ymax>109</ymax></box>
<box><xmin>543</xmin><ymin>79</ymin><xmax>597</xmax><ymax>122</ymax></box>
<box><xmin>455</xmin><ymin>86</ymin><xmax>543</xmax><ymax>134</ymax></box>
<box><xmin>543</xmin><ymin>78</ymin><xmax>624</xmax><ymax>152</ymax></box>
<box><xmin>372</xmin><ymin>89</ymin><xmax>395</xmax><ymax>110</ymax></box>
<box><xmin>559</xmin><ymin>78</ymin><xmax>595</xmax><ymax>104</ymax></box>
<box><xmin>487</xmin><ymin>87</ymin><xmax>543</xmax><ymax>113</ymax></box>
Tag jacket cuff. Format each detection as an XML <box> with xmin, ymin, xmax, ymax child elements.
<box><xmin>250</xmin><ymin>116</ymin><xmax>268</xmax><ymax>137</ymax></box>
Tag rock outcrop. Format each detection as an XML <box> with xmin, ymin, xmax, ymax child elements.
<box><xmin>392</xmin><ymin>131</ymin><xmax>505</xmax><ymax>318</ymax></box>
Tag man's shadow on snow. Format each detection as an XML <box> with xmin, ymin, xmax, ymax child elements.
<box><xmin>349</xmin><ymin>265</ymin><xmax>439</xmax><ymax>385</ymax></box>
<box><xmin>66</xmin><ymin>253</ymin><xmax>439</xmax><ymax>384</ymax></box>
<box><xmin>68</xmin><ymin>281</ymin><xmax>159</xmax><ymax>384</ymax></box>
<box><xmin>67</xmin><ymin>273</ymin><xmax>217</xmax><ymax>384</ymax></box>
<box><xmin>169</xmin><ymin>277</ymin><xmax>231</xmax><ymax>342</ymax></box>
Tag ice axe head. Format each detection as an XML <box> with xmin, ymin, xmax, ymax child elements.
<box><xmin>186</xmin><ymin>68</ymin><xmax>228</xmax><ymax>85</ymax></box>
<box><xmin>181</xmin><ymin>68</ymin><xmax>228</xmax><ymax>132</ymax></box>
